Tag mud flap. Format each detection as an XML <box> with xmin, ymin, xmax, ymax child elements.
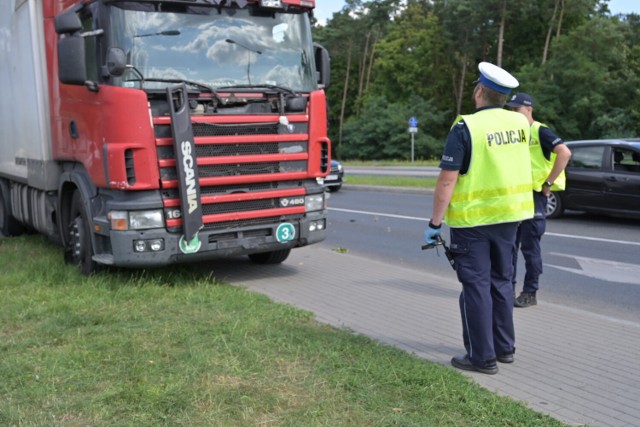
<box><xmin>167</xmin><ymin>84</ymin><xmax>204</xmax><ymax>254</ymax></box>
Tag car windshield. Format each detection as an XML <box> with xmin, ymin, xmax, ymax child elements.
<box><xmin>108</xmin><ymin>3</ymin><xmax>317</xmax><ymax>92</ymax></box>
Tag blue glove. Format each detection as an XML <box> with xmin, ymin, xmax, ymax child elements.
<box><xmin>424</xmin><ymin>221</ymin><xmax>442</xmax><ymax>245</ymax></box>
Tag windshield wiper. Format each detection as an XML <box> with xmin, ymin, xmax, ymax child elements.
<box><xmin>138</xmin><ymin>77</ymin><xmax>224</xmax><ymax>105</ymax></box>
<box><xmin>216</xmin><ymin>84</ymin><xmax>298</xmax><ymax>96</ymax></box>
<box><xmin>133</xmin><ymin>30</ymin><xmax>181</xmax><ymax>38</ymax></box>
<box><xmin>216</xmin><ymin>84</ymin><xmax>307</xmax><ymax>114</ymax></box>
<box><xmin>142</xmin><ymin>78</ymin><xmax>216</xmax><ymax>94</ymax></box>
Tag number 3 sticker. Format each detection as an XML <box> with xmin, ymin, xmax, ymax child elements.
<box><xmin>276</xmin><ymin>223</ymin><xmax>295</xmax><ymax>243</ymax></box>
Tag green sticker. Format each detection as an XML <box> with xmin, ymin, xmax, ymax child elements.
<box><xmin>276</xmin><ymin>223</ymin><xmax>295</xmax><ymax>243</ymax></box>
<box><xmin>179</xmin><ymin>234</ymin><xmax>202</xmax><ymax>254</ymax></box>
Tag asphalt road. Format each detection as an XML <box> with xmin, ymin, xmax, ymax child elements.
<box><xmin>324</xmin><ymin>187</ymin><xmax>640</xmax><ymax>324</ymax></box>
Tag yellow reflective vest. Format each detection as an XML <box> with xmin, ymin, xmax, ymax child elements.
<box><xmin>530</xmin><ymin>121</ymin><xmax>566</xmax><ymax>191</ymax></box>
<box><xmin>446</xmin><ymin>108</ymin><xmax>534</xmax><ymax>228</ymax></box>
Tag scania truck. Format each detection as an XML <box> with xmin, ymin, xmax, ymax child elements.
<box><xmin>0</xmin><ymin>0</ymin><xmax>331</xmax><ymax>274</ymax></box>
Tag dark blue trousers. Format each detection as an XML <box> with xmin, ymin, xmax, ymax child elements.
<box><xmin>450</xmin><ymin>222</ymin><xmax>518</xmax><ymax>367</ymax></box>
<box><xmin>512</xmin><ymin>192</ymin><xmax>547</xmax><ymax>293</ymax></box>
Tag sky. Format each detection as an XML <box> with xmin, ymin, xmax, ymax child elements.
<box><xmin>314</xmin><ymin>0</ymin><xmax>346</xmax><ymax>26</ymax></box>
<box><xmin>314</xmin><ymin>0</ymin><xmax>639</xmax><ymax>26</ymax></box>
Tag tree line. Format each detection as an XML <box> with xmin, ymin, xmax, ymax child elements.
<box><xmin>313</xmin><ymin>0</ymin><xmax>640</xmax><ymax>161</ymax></box>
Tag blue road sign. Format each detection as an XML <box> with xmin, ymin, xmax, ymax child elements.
<box><xmin>409</xmin><ymin>117</ymin><xmax>418</xmax><ymax>127</ymax></box>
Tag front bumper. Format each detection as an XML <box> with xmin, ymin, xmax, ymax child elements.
<box><xmin>100</xmin><ymin>210</ymin><xmax>327</xmax><ymax>267</ymax></box>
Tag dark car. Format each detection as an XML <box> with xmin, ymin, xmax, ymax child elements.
<box><xmin>546</xmin><ymin>138</ymin><xmax>640</xmax><ymax>219</ymax></box>
<box><xmin>325</xmin><ymin>159</ymin><xmax>344</xmax><ymax>192</ymax></box>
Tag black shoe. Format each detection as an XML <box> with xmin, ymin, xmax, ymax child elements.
<box><xmin>451</xmin><ymin>355</ymin><xmax>498</xmax><ymax>375</ymax></box>
<box><xmin>515</xmin><ymin>292</ymin><xmax>537</xmax><ymax>308</ymax></box>
<box><xmin>497</xmin><ymin>353</ymin><xmax>514</xmax><ymax>364</ymax></box>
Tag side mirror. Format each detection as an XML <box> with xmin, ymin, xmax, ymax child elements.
<box><xmin>314</xmin><ymin>43</ymin><xmax>331</xmax><ymax>89</ymax></box>
<box><xmin>58</xmin><ymin>35</ymin><xmax>87</xmax><ymax>85</ymax></box>
<box><xmin>55</xmin><ymin>5</ymin><xmax>86</xmax><ymax>85</ymax></box>
<box><xmin>55</xmin><ymin>6</ymin><xmax>82</xmax><ymax>34</ymax></box>
<box><xmin>106</xmin><ymin>48</ymin><xmax>127</xmax><ymax>77</ymax></box>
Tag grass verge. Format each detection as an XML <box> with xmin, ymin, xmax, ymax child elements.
<box><xmin>342</xmin><ymin>161</ymin><xmax>438</xmax><ymax>188</ymax></box>
<box><xmin>344</xmin><ymin>175</ymin><xmax>437</xmax><ymax>188</ymax></box>
<box><xmin>340</xmin><ymin>160</ymin><xmax>440</xmax><ymax>167</ymax></box>
<box><xmin>0</xmin><ymin>235</ymin><xmax>565</xmax><ymax>426</ymax></box>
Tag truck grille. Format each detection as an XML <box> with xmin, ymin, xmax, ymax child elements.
<box><xmin>156</xmin><ymin>141</ymin><xmax>307</xmax><ymax>159</ymax></box>
<box><xmin>155</xmin><ymin>116</ymin><xmax>312</xmax><ymax>231</ymax></box>
<box><xmin>202</xmin><ymin>198</ymin><xmax>280</xmax><ymax>215</ymax></box>
<box><xmin>154</xmin><ymin>122</ymin><xmax>308</xmax><ymax>138</ymax></box>
<box><xmin>192</xmin><ymin>122</ymin><xmax>279</xmax><ymax>136</ymax></box>
<box><xmin>159</xmin><ymin>161</ymin><xmax>306</xmax><ymax>180</ymax></box>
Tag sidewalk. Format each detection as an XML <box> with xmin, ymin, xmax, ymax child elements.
<box><xmin>211</xmin><ymin>245</ymin><xmax>640</xmax><ymax>427</ymax></box>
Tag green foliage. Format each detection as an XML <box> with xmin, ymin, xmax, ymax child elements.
<box><xmin>315</xmin><ymin>0</ymin><xmax>640</xmax><ymax>159</ymax></box>
<box><xmin>372</xmin><ymin>4</ymin><xmax>452</xmax><ymax>109</ymax></box>
<box><xmin>517</xmin><ymin>16</ymin><xmax>640</xmax><ymax>139</ymax></box>
<box><xmin>338</xmin><ymin>94</ymin><xmax>448</xmax><ymax>160</ymax></box>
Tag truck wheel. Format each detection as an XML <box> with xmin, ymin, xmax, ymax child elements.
<box><xmin>546</xmin><ymin>191</ymin><xmax>564</xmax><ymax>219</ymax></box>
<box><xmin>64</xmin><ymin>191</ymin><xmax>97</xmax><ymax>275</ymax></box>
<box><xmin>0</xmin><ymin>180</ymin><xmax>24</xmax><ymax>237</ymax></box>
<box><xmin>248</xmin><ymin>249</ymin><xmax>291</xmax><ymax>265</ymax></box>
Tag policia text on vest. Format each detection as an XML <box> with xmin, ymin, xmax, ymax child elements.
<box><xmin>486</xmin><ymin>129</ymin><xmax>528</xmax><ymax>147</ymax></box>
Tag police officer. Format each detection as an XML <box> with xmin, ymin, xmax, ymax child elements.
<box><xmin>425</xmin><ymin>62</ymin><xmax>534</xmax><ymax>375</ymax></box>
<box><xmin>506</xmin><ymin>93</ymin><xmax>572</xmax><ymax>308</ymax></box>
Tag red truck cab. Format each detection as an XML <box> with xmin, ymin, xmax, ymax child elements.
<box><xmin>0</xmin><ymin>0</ymin><xmax>331</xmax><ymax>274</ymax></box>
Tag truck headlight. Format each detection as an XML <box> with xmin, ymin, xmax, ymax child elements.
<box><xmin>109</xmin><ymin>210</ymin><xmax>164</xmax><ymax>230</ymax></box>
<box><xmin>133</xmin><ymin>238</ymin><xmax>165</xmax><ymax>253</ymax></box>
<box><xmin>129</xmin><ymin>210</ymin><xmax>164</xmax><ymax>229</ymax></box>
<box><xmin>309</xmin><ymin>220</ymin><xmax>326</xmax><ymax>232</ymax></box>
<box><xmin>305</xmin><ymin>194</ymin><xmax>324</xmax><ymax>212</ymax></box>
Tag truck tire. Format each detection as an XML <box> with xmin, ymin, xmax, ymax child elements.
<box><xmin>248</xmin><ymin>248</ymin><xmax>291</xmax><ymax>265</ymax></box>
<box><xmin>0</xmin><ymin>180</ymin><xmax>24</xmax><ymax>237</ymax></box>
<box><xmin>64</xmin><ymin>191</ymin><xmax>97</xmax><ymax>275</ymax></box>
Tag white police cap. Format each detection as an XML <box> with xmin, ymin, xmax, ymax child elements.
<box><xmin>476</xmin><ymin>62</ymin><xmax>519</xmax><ymax>94</ymax></box>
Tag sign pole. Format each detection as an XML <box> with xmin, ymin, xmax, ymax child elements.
<box><xmin>408</xmin><ymin>116</ymin><xmax>418</xmax><ymax>163</ymax></box>
<box><xmin>411</xmin><ymin>132</ymin><xmax>415</xmax><ymax>163</ymax></box>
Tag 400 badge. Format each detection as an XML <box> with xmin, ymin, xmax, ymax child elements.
<box><xmin>279</xmin><ymin>196</ymin><xmax>305</xmax><ymax>207</ymax></box>
<box><xmin>276</xmin><ymin>223</ymin><xmax>296</xmax><ymax>243</ymax></box>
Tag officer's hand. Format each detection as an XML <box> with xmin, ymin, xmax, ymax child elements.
<box><xmin>424</xmin><ymin>221</ymin><xmax>442</xmax><ymax>245</ymax></box>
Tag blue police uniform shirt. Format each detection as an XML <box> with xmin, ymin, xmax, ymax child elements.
<box><xmin>538</xmin><ymin>126</ymin><xmax>564</xmax><ymax>161</ymax></box>
<box><xmin>439</xmin><ymin>106</ymin><xmax>501</xmax><ymax>174</ymax></box>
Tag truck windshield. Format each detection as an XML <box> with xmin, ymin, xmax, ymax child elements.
<box><xmin>108</xmin><ymin>3</ymin><xmax>317</xmax><ymax>92</ymax></box>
